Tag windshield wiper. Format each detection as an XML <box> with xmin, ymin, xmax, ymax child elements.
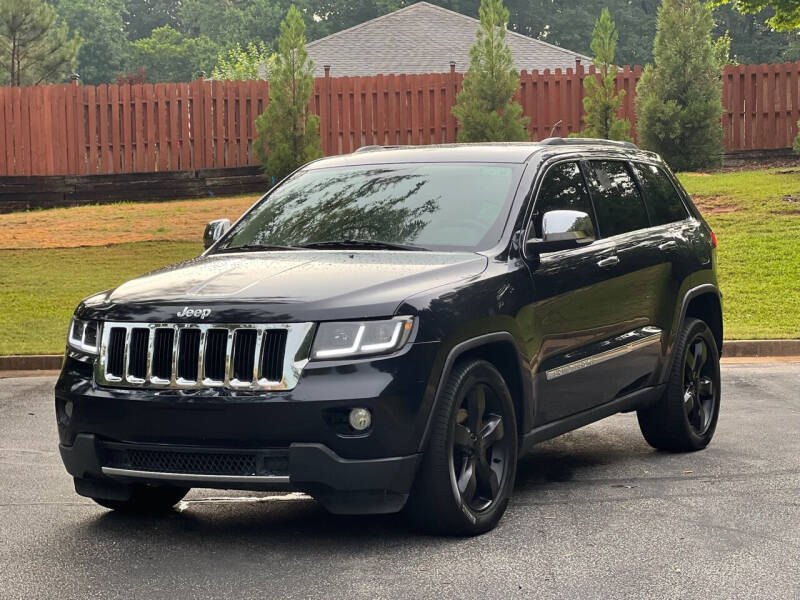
<box><xmin>299</xmin><ymin>239</ymin><xmax>429</xmax><ymax>251</ymax></box>
<box><xmin>216</xmin><ymin>244</ymin><xmax>301</xmax><ymax>253</ymax></box>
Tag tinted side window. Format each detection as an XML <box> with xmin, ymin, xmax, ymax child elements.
<box><xmin>633</xmin><ymin>163</ymin><xmax>689</xmax><ymax>225</ymax></box>
<box><xmin>585</xmin><ymin>160</ymin><xmax>650</xmax><ymax>237</ymax></box>
<box><xmin>533</xmin><ymin>162</ymin><xmax>594</xmax><ymax>237</ymax></box>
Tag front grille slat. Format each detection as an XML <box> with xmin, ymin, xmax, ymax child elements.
<box><xmin>204</xmin><ymin>329</ymin><xmax>228</xmax><ymax>382</ymax></box>
<box><xmin>232</xmin><ymin>330</ymin><xmax>257</xmax><ymax>382</ymax></box>
<box><xmin>152</xmin><ymin>328</ymin><xmax>174</xmax><ymax>381</ymax></box>
<box><xmin>97</xmin><ymin>322</ymin><xmax>309</xmax><ymax>390</ymax></box>
<box><xmin>128</xmin><ymin>328</ymin><xmax>149</xmax><ymax>380</ymax></box>
<box><xmin>177</xmin><ymin>329</ymin><xmax>201</xmax><ymax>382</ymax></box>
<box><xmin>106</xmin><ymin>328</ymin><xmax>126</xmax><ymax>378</ymax></box>
<box><xmin>261</xmin><ymin>329</ymin><xmax>287</xmax><ymax>382</ymax></box>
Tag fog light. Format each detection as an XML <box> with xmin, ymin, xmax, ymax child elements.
<box><xmin>348</xmin><ymin>408</ymin><xmax>372</xmax><ymax>431</ymax></box>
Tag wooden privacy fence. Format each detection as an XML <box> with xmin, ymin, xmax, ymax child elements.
<box><xmin>1</xmin><ymin>61</ymin><xmax>799</xmax><ymax>177</ymax></box>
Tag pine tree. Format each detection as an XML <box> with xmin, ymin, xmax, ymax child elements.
<box><xmin>0</xmin><ymin>0</ymin><xmax>82</xmax><ymax>86</ymax></box>
<box><xmin>452</xmin><ymin>0</ymin><xmax>529</xmax><ymax>142</ymax></box>
<box><xmin>578</xmin><ymin>9</ymin><xmax>631</xmax><ymax>141</ymax></box>
<box><xmin>635</xmin><ymin>0</ymin><xmax>729</xmax><ymax>171</ymax></box>
<box><xmin>253</xmin><ymin>5</ymin><xmax>322</xmax><ymax>182</ymax></box>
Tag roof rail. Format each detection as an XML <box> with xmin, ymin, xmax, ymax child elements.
<box><xmin>539</xmin><ymin>137</ymin><xmax>639</xmax><ymax>150</ymax></box>
<box><xmin>353</xmin><ymin>145</ymin><xmax>406</xmax><ymax>154</ymax></box>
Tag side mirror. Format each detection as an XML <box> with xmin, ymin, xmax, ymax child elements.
<box><xmin>203</xmin><ymin>218</ymin><xmax>231</xmax><ymax>249</ymax></box>
<box><xmin>525</xmin><ymin>210</ymin><xmax>596</xmax><ymax>255</ymax></box>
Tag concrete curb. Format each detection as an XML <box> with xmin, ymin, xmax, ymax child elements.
<box><xmin>0</xmin><ymin>355</ymin><xmax>63</xmax><ymax>372</ymax></box>
<box><xmin>0</xmin><ymin>340</ymin><xmax>798</xmax><ymax>372</ymax></box>
<box><xmin>723</xmin><ymin>340</ymin><xmax>800</xmax><ymax>358</ymax></box>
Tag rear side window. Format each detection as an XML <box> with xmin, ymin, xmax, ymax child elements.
<box><xmin>585</xmin><ymin>160</ymin><xmax>650</xmax><ymax>237</ymax></box>
<box><xmin>632</xmin><ymin>163</ymin><xmax>689</xmax><ymax>225</ymax></box>
<box><xmin>532</xmin><ymin>161</ymin><xmax>594</xmax><ymax>237</ymax></box>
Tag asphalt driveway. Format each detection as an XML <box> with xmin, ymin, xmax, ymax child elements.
<box><xmin>1</xmin><ymin>363</ymin><xmax>798</xmax><ymax>599</ymax></box>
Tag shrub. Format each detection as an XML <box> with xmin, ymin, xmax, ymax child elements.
<box><xmin>794</xmin><ymin>121</ymin><xmax>800</xmax><ymax>155</ymax></box>
<box><xmin>577</xmin><ymin>8</ymin><xmax>631</xmax><ymax>141</ymax></box>
<box><xmin>452</xmin><ymin>0</ymin><xmax>529</xmax><ymax>142</ymax></box>
<box><xmin>253</xmin><ymin>6</ymin><xmax>322</xmax><ymax>182</ymax></box>
<box><xmin>635</xmin><ymin>0</ymin><xmax>729</xmax><ymax>171</ymax></box>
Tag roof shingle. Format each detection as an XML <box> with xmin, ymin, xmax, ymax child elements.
<box><xmin>306</xmin><ymin>2</ymin><xmax>592</xmax><ymax>77</ymax></box>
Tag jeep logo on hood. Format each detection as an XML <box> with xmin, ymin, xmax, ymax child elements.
<box><xmin>176</xmin><ymin>306</ymin><xmax>212</xmax><ymax>319</ymax></box>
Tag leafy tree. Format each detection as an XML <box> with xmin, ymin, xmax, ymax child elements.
<box><xmin>306</xmin><ymin>0</ymin><xmax>402</xmax><ymax>39</ymax></box>
<box><xmin>0</xmin><ymin>0</ymin><xmax>81</xmax><ymax>86</ymax></box>
<box><xmin>452</xmin><ymin>0</ymin><xmax>529</xmax><ymax>142</ymax></box>
<box><xmin>55</xmin><ymin>0</ymin><xmax>128</xmax><ymax>85</ymax></box>
<box><xmin>577</xmin><ymin>9</ymin><xmax>631</xmax><ymax>141</ymax></box>
<box><xmin>253</xmin><ymin>5</ymin><xmax>322</xmax><ymax>181</ymax></box>
<box><xmin>212</xmin><ymin>42</ymin><xmax>275</xmax><ymax>80</ymax></box>
<box><xmin>178</xmin><ymin>0</ymin><xmax>247</xmax><ymax>44</ymax></box>
<box><xmin>713</xmin><ymin>4</ymin><xmax>799</xmax><ymax>63</ymax></box>
<box><xmin>708</xmin><ymin>0</ymin><xmax>800</xmax><ymax>31</ymax></box>
<box><xmin>130</xmin><ymin>26</ymin><xmax>217</xmax><ymax>82</ymax></box>
<box><xmin>636</xmin><ymin>0</ymin><xmax>729</xmax><ymax>171</ymax></box>
<box><xmin>242</xmin><ymin>0</ymin><xmax>298</xmax><ymax>45</ymax></box>
<box><xmin>123</xmin><ymin>0</ymin><xmax>181</xmax><ymax>40</ymax></box>
<box><xmin>505</xmin><ymin>0</ymin><xmax>659</xmax><ymax>66</ymax></box>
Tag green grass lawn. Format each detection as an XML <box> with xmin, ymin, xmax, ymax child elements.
<box><xmin>0</xmin><ymin>242</ymin><xmax>200</xmax><ymax>355</ymax></box>
<box><xmin>1</xmin><ymin>166</ymin><xmax>798</xmax><ymax>355</ymax></box>
<box><xmin>677</xmin><ymin>168</ymin><xmax>800</xmax><ymax>340</ymax></box>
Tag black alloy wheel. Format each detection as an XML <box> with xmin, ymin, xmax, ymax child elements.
<box><xmin>406</xmin><ymin>359</ymin><xmax>518</xmax><ymax>535</ymax></box>
<box><xmin>451</xmin><ymin>382</ymin><xmax>511</xmax><ymax>512</ymax></box>
<box><xmin>682</xmin><ymin>336</ymin><xmax>716</xmax><ymax>436</ymax></box>
<box><xmin>637</xmin><ymin>318</ymin><xmax>721</xmax><ymax>452</ymax></box>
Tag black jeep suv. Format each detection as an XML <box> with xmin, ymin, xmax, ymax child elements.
<box><xmin>56</xmin><ymin>140</ymin><xmax>723</xmax><ymax>535</ymax></box>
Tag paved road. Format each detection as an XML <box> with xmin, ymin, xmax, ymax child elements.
<box><xmin>1</xmin><ymin>364</ymin><xmax>798</xmax><ymax>599</ymax></box>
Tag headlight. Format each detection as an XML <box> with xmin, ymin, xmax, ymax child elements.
<box><xmin>311</xmin><ymin>317</ymin><xmax>415</xmax><ymax>360</ymax></box>
<box><xmin>67</xmin><ymin>318</ymin><xmax>101</xmax><ymax>355</ymax></box>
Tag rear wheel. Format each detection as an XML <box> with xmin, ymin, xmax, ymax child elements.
<box><xmin>638</xmin><ymin>318</ymin><xmax>721</xmax><ymax>452</ymax></box>
<box><xmin>406</xmin><ymin>359</ymin><xmax>517</xmax><ymax>536</ymax></box>
<box><xmin>92</xmin><ymin>485</ymin><xmax>189</xmax><ymax>513</ymax></box>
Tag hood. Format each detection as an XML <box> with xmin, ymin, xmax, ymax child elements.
<box><xmin>79</xmin><ymin>250</ymin><xmax>488</xmax><ymax>323</ymax></box>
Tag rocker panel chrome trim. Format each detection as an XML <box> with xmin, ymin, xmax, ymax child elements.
<box><xmin>545</xmin><ymin>331</ymin><xmax>663</xmax><ymax>381</ymax></box>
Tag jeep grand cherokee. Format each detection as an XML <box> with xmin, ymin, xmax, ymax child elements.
<box><xmin>55</xmin><ymin>140</ymin><xmax>723</xmax><ymax>535</ymax></box>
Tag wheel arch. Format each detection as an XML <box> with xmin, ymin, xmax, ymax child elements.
<box><xmin>661</xmin><ymin>284</ymin><xmax>723</xmax><ymax>383</ymax></box>
<box><xmin>680</xmin><ymin>285</ymin><xmax>723</xmax><ymax>353</ymax></box>
<box><xmin>417</xmin><ymin>333</ymin><xmax>532</xmax><ymax>453</ymax></box>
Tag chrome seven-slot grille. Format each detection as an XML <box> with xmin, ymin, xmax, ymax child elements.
<box><xmin>96</xmin><ymin>322</ymin><xmax>315</xmax><ymax>391</ymax></box>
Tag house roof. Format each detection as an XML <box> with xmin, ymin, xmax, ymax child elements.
<box><xmin>306</xmin><ymin>2</ymin><xmax>592</xmax><ymax>77</ymax></box>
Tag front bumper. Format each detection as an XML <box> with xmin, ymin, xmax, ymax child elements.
<box><xmin>55</xmin><ymin>341</ymin><xmax>440</xmax><ymax>514</ymax></box>
<box><xmin>61</xmin><ymin>434</ymin><xmax>420</xmax><ymax>514</ymax></box>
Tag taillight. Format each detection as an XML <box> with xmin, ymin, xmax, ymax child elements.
<box><xmin>711</xmin><ymin>231</ymin><xmax>718</xmax><ymax>248</ymax></box>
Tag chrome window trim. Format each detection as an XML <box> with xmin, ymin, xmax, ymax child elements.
<box><xmin>96</xmin><ymin>322</ymin><xmax>315</xmax><ymax>391</ymax></box>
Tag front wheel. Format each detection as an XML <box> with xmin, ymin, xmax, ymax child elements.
<box><xmin>638</xmin><ymin>318</ymin><xmax>721</xmax><ymax>452</ymax></box>
<box><xmin>406</xmin><ymin>359</ymin><xmax>518</xmax><ymax>536</ymax></box>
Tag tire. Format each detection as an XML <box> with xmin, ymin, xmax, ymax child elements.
<box><xmin>638</xmin><ymin>318</ymin><xmax>721</xmax><ymax>452</ymax></box>
<box><xmin>406</xmin><ymin>359</ymin><xmax>518</xmax><ymax>536</ymax></box>
<box><xmin>92</xmin><ymin>485</ymin><xmax>190</xmax><ymax>513</ymax></box>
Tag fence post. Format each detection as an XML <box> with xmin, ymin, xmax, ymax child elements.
<box><xmin>449</xmin><ymin>61</ymin><xmax>458</xmax><ymax>142</ymax></box>
<box><xmin>575</xmin><ymin>58</ymin><xmax>585</xmax><ymax>135</ymax></box>
<box><xmin>322</xmin><ymin>65</ymin><xmax>331</xmax><ymax>154</ymax></box>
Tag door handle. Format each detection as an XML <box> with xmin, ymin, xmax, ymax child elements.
<box><xmin>658</xmin><ymin>240</ymin><xmax>678</xmax><ymax>251</ymax></box>
<box><xmin>597</xmin><ymin>255</ymin><xmax>620</xmax><ymax>268</ymax></box>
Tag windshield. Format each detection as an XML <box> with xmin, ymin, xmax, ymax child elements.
<box><xmin>217</xmin><ymin>162</ymin><xmax>523</xmax><ymax>252</ymax></box>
